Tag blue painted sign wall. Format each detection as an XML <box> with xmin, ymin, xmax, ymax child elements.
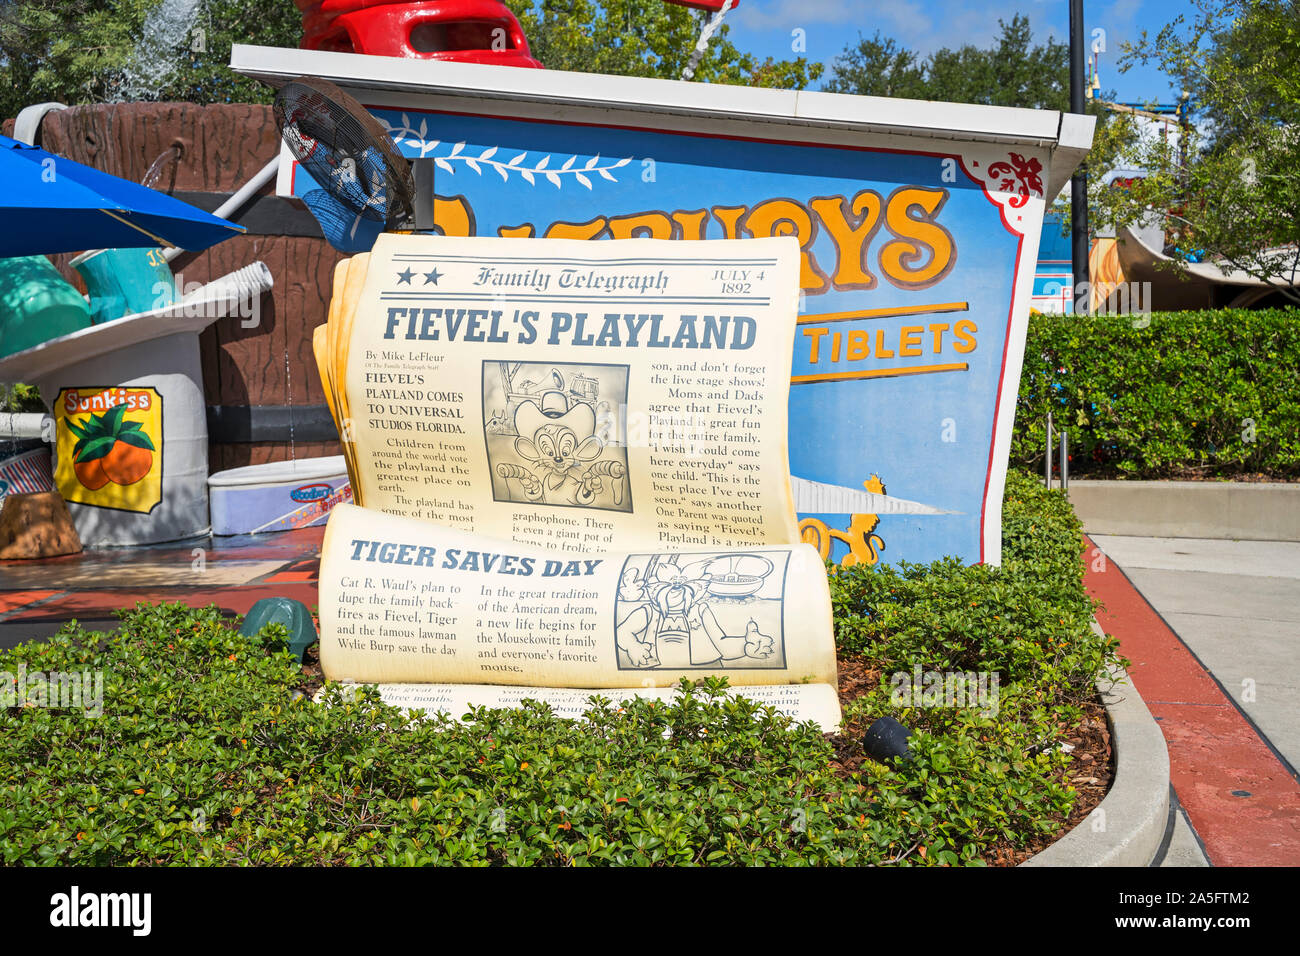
<box><xmin>289</xmin><ymin>105</ymin><xmax>1047</xmax><ymax>567</ymax></box>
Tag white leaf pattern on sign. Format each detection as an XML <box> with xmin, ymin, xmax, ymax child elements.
<box><xmin>376</xmin><ymin>117</ymin><xmax>632</xmax><ymax>190</ymax></box>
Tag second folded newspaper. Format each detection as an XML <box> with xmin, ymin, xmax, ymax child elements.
<box><xmin>319</xmin><ymin>503</ymin><xmax>837</xmax><ymax>689</ymax></box>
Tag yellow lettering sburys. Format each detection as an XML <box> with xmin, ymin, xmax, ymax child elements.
<box><xmin>55</xmin><ymin>387</ymin><xmax>163</xmax><ymax>514</ymax></box>
<box><xmin>435</xmin><ymin>187</ymin><xmax>976</xmax><ymax>382</ymax></box>
<box><xmin>435</xmin><ymin>186</ymin><xmax>957</xmax><ymax>296</ymax></box>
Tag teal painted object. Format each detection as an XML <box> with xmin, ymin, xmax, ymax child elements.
<box><xmin>0</xmin><ymin>255</ymin><xmax>92</xmax><ymax>359</ymax></box>
<box><xmin>240</xmin><ymin>597</ymin><xmax>318</xmax><ymax>663</ymax></box>
<box><xmin>70</xmin><ymin>246</ymin><xmax>176</xmax><ymax>324</ymax></box>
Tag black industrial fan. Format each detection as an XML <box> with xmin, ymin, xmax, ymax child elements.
<box><xmin>272</xmin><ymin>76</ymin><xmax>433</xmax><ymax>248</ymax></box>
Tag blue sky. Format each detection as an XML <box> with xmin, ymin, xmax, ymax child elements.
<box><xmin>725</xmin><ymin>0</ymin><xmax>1191</xmax><ymax>105</ymax></box>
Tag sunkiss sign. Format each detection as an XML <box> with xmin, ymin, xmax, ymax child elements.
<box><xmin>265</xmin><ymin>57</ymin><xmax>1086</xmax><ymax>567</ymax></box>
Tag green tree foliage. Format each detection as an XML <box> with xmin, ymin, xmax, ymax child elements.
<box><xmin>0</xmin><ymin>0</ymin><xmax>144</xmax><ymax>117</ymax></box>
<box><xmin>0</xmin><ymin>0</ymin><xmax>301</xmax><ymax>119</ymax></box>
<box><xmin>0</xmin><ymin>1</ymin><xmax>820</xmax><ymax>123</ymax></box>
<box><xmin>1092</xmin><ymin>0</ymin><xmax>1300</xmax><ymax>302</ymax></box>
<box><xmin>818</xmin><ymin>31</ymin><xmax>927</xmax><ymax>100</ymax></box>
<box><xmin>503</xmin><ymin>1</ymin><xmax>820</xmax><ymax>88</ymax></box>
<box><xmin>824</xmin><ymin>14</ymin><xmax>1121</xmax><ymax>209</ymax></box>
<box><xmin>825</xmin><ymin>14</ymin><xmax>1085</xmax><ymax>111</ymax></box>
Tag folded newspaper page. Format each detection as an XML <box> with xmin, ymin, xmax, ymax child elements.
<box><xmin>317</xmin><ymin>233</ymin><xmax>802</xmax><ymax>552</ymax></box>
<box><xmin>319</xmin><ymin>503</ymin><xmax>837</xmax><ymax>690</ymax></box>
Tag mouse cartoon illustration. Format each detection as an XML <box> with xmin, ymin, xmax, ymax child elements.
<box><xmin>495</xmin><ymin>385</ymin><xmax>625</xmax><ymax>506</ymax></box>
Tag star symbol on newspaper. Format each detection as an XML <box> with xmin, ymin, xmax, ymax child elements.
<box><xmin>423</xmin><ymin>268</ymin><xmax>442</xmax><ymax>285</ymax></box>
<box><xmin>396</xmin><ymin>268</ymin><xmax>414</xmax><ymax>285</ymax></box>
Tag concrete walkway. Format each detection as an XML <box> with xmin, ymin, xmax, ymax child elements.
<box><xmin>1084</xmin><ymin>534</ymin><xmax>1300</xmax><ymax>866</ymax></box>
<box><xmin>1090</xmin><ymin>535</ymin><xmax>1300</xmax><ymax>773</ymax></box>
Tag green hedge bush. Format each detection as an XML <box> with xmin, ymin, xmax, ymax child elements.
<box><xmin>0</xmin><ymin>474</ymin><xmax>1117</xmax><ymax>866</ymax></box>
<box><xmin>1013</xmin><ymin>308</ymin><xmax>1300</xmax><ymax>478</ymax></box>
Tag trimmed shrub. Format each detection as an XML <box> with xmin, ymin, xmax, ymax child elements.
<box><xmin>1013</xmin><ymin>308</ymin><xmax>1300</xmax><ymax>478</ymax></box>
<box><xmin>0</xmin><ymin>474</ymin><xmax>1116</xmax><ymax>866</ymax></box>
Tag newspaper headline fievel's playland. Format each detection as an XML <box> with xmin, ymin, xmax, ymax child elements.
<box><xmin>325</xmin><ymin>234</ymin><xmax>803</xmax><ymax>552</ymax></box>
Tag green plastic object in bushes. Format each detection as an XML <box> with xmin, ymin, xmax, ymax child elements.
<box><xmin>0</xmin><ymin>255</ymin><xmax>92</xmax><ymax>359</ymax></box>
<box><xmin>240</xmin><ymin>597</ymin><xmax>317</xmax><ymax>662</ymax></box>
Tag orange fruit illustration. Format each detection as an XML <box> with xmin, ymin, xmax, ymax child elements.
<box><xmin>66</xmin><ymin>402</ymin><xmax>156</xmax><ymax>489</ymax></box>
<box><xmin>102</xmin><ymin>440</ymin><xmax>153</xmax><ymax>485</ymax></box>
<box><xmin>73</xmin><ymin>456</ymin><xmax>110</xmax><ymax>490</ymax></box>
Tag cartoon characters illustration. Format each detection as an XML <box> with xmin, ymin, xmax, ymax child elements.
<box><xmin>484</xmin><ymin>362</ymin><xmax>631</xmax><ymax>512</ymax></box>
<box><xmin>614</xmin><ymin>553</ymin><xmax>785</xmax><ymax>670</ymax></box>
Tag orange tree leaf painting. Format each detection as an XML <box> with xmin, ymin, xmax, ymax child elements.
<box><xmin>67</xmin><ymin>403</ymin><xmax>156</xmax><ymax>487</ymax></box>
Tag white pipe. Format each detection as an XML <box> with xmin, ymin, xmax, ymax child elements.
<box><xmin>0</xmin><ymin>413</ymin><xmax>52</xmax><ymax>440</ymax></box>
<box><xmin>212</xmin><ymin>156</ymin><xmax>282</xmax><ymax>220</ymax></box>
<box><xmin>13</xmin><ymin>102</ymin><xmax>67</xmax><ymax>145</ymax></box>
<box><xmin>169</xmin><ymin>261</ymin><xmax>275</xmax><ymax>316</ymax></box>
<box><xmin>163</xmin><ymin>156</ymin><xmax>280</xmax><ymax>262</ymax></box>
<box><xmin>190</xmin><ymin>260</ymin><xmax>275</xmax><ymax>304</ymax></box>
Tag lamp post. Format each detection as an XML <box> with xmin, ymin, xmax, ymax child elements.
<box><xmin>1069</xmin><ymin>0</ymin><xmax>1089</xmax><ymax>315</ymax></box>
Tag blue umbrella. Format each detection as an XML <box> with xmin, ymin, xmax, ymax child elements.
<box><xmin>0</xmin><ymin>133</ymin><xmax>246</xmax><ymax>257</ymax></box>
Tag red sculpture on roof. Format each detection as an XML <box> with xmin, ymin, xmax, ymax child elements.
<box><xmin>296</xmin><ymin>0</ymin><xmax>542</xmax><ymax>68</ymax></box>
<box><xmin>295</xmin><ymin>1</ymin><xmax>741</xmax><ymax>68</ymax></box>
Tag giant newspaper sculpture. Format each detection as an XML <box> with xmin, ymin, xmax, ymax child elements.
<box><xmin>315</xmin><ymin>235</ymin><xmax>841</xmax><ymax>727</ymax></box>
<box><xmin>232</xmin><ymin>44</ymin><xmax>1094</xmax><ymax>728</ymax></box>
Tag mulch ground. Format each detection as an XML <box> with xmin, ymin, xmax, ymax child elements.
<box><xmin>298</xmin><ymin>643</ymin><xmax>324</xmax><ymax>697</ymax></box>
<box><xmin>826</xmin><ymin>653</ymin><xmax>1115</xmax><ymax>866</ymax></box>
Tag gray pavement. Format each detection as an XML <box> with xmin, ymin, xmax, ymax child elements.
<box><xmin>1159</xmin><ymin>797</ymin><xmax>1213</xmax><ymax>867</ymax></box>
<box><xmin>1090</xmin><ymin>534</ymin><xmax>1300</xmax><ymax>780</ymax></box>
